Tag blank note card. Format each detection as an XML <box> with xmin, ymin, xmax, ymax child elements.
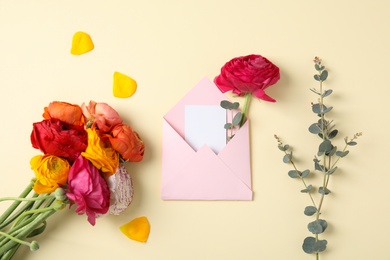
<box><xmin>185</xmin><ymin>105</ymin><xmax>226</xmax><ymax>153</ymax></box>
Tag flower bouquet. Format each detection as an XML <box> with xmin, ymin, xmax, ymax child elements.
<box><xmin>0</xmin><ymin>101</ymin><xmax>145</xmax><ymax>259</ymax></box>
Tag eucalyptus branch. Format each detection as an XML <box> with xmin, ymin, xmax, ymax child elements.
<box><xmin>275</xmin><ymin>57</ymin><xmax>361</xmax><ymax>259</ymax></box>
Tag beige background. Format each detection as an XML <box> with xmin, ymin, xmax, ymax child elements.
<box><xmin>0</xmin><ymin>1</ymin><xmax>388</xmax><ymax>259</ymax></box>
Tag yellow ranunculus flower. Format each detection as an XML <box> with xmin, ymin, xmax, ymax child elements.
<box><xmin>30</xmin><ymin>155</ymin><xmax>70</xmax><ymax>194</ymax></box>
<box><xmin>120</xmin><ymin>216</ymin><xmax>150</xmax><ymax>242</ymax></box>
<box><xmin>81</xmin><ymin>128</ymin><xmax>119</xmax><ymax>176</ymax></box>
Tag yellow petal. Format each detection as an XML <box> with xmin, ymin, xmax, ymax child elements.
<box><xmin>120</xmin><ymin>216</ymin><xmax>150</xmax><ymax>242</ymax></box>
<box><xmin>113</xmin><ymin>71</ymin><xmax>137</xmax><ymax>98</ymax></box>
<box><xmin>70</xmin><ymin>31</ymin><xmax>94</xmax><ymax>55</ymax></box>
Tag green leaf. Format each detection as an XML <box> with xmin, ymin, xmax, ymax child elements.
<box><xmin>319</xmin><ymin>140</ymin><xmax>333</xmax><ymax>153</ymax></box>
<box><xmin>288</xmin><ymin>170</ymin><xmax>299</xmax><ymax>178</ymax></box>
<box><xmin>283</xmin><ymin>153</ymin><xmax>292</xmax><ymax>163</ymax></box>
<box><xmin>232</xmin><ymin>112</ymin><xmax>242</xmax><ymax>126</ymax></box>
<box><xmin>232</xmin><ymin>102</ymin><xmax>240</xmax><ymax>109</ymax></box>
<box><xmin>308</xmin><ymin>220</ymin><xmax>324</xmax><ymax>234</ymax></box>
<box><xmin>301</xmin><ymin>185</ymin><xmax>313</xmax><ymax>193</ymax></box>
<box><xmin>322</xmin><ymin>89</ymin><xmax>333</xmax><ymax>98</ymax></box>
<box><xmin>319</xmin><ymin>187</ymin><xmax>331</xmax><ymax>195</ymax></box>
<box><xmin>304</xmin><ymin>206</ymin><xmax>317</xmax><ymax>216</ymax></box>
<box><xmin>220</xmin><ymin>100</ymin><xmax>234</xmax><ymax>110</ymax></box>
<box><xmin>326</xmin><ymin>167</ymin><xmax>338</xmax><ymax>175</ymax></box>
<box><xmin>328</xmin><ymin>129</ymin><xmax>338</xmax><ymax>139</ymax></box>
<box><xmin>314</xmin><ymin>160</ymin><xmax>325</xmax><ymax>172</ymax></box>
<box><xmin>312</xmin><ymin>103</ymin><xmax>321</xmax><ymax>114</ymax></box>
<box><xmin>301</xmin><ymin>169</ymin><xmax>310</xmax><ymax>178</ymax></box>
<box><xmin>326</xmin><ymin>146</ymin><xmax>337</xmax><ymax>156</ymax></box>
<box><xmin>347</xmin><ymin>141</ymin><xmax>357</xmax><ymax>146</ymax></box>
<box><xmin>224</xmin><ymin>123</ymin><xmax>232</xmax><ymax>129</ymax></box>
<box><xmin>314</xmin><ymin>74</ymin><xmax>321</xmax><ymax>81</ymax></box>
<box><xmin>317</xmin><ymin>219</ymin><xmax>328</xmax><ymax>232</ymax></box>
<box><xmin>322</xmin><ymin>106</ymin><xmax>333</xmax><ymax>114</ymax></box>
<box><xmin>320</xmin><ymin>70</ymin><xmax>328</xmax><ymax>81</ymax></box>
<box><xmin>314</xmin><ymin>63</ymin><xmax>321</xmax><ymax>71</ymax></box>
<box><xmin>27</xmin><ymin>221</ymin><xmax>47</xmax><ymax>238</ymax></box>
<box><xmin>278</xmin><ymin>144</ymin><xmax>289</xmax><ymax>151</ymax></box>
<box><xmin>308</xmin><ymin>123</ymin><xmax>322</xmax><ymax>134</ymax></box>
<box><xmin>302</xmin><ymin>237</ymin><xmax>327</xmax><ymax>254</ymax></box>
<box><xmin>336</xmin><ymin>150</ymin><xmax>349</xmax><ymax>157</ymax></box>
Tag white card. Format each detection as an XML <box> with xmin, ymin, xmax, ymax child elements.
<box><xmin>185</xmin><ymin>105</ymin><xmax>226</xmax><ymax>153</ymax></box>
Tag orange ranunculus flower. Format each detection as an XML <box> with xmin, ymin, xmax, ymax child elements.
<box><xmin>108</xmin><ymin>124</ymin><xmax>144</xmax><ymax>162</ymax></box>
<box><xmin>43</xmin><ymin>101</ymin><xmax>85</xmax><ymax>126</ymax></box>
<box><xmin>30</xmin><ymin>154</ymin><xmax>70</xmax><ymax>194</ymax></box>
<box><xmin>81</xmin><ymin>128</ymin><xmax>119</xmax><ymax>176</ymax></box>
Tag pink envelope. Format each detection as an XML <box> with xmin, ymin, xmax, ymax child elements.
<box><xmin>161</xmin><ymin>77</ymin><xmax>252</xmax><ymax>200</ymax></box>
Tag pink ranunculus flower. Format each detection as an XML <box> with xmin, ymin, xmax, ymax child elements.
<box><xmin>81</xmin><ymin>100</ymin><xmax>122</xmax><ymax>133</ymax></box>
<box><xmin>214</xmin><ymin>54</ymin><xmax>280</xmax><ymax>102</ymax></box>
<box><xmin>66</xmin><ymin>155</ymin><xmax>110</xmax><ymax>226</ymax></box>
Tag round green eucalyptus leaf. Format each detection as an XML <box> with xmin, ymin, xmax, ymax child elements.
<box><xmin>326</xmin><ymin>167</ymin><xmax>338</xmax><ymax>175</ymax></box>
<box><xmin>348</xmin><ymin>141</ymin><xmax>357</xmax><ymax>146</ymax></box>
<box><xmin>336</xmin><ymin>150</ymin><xmax>349</xmax><ymax>157</ymax></box>
<box><xmin>328</xmin><ymin>129</ymin><xmax>338</xmax><ymax>139</ymax></box>
<box><xmin>232</xmin><ymin>112</ymin><xmax>243</xmax><ymax>126</ymax></box>
<box><xmin>308</xmin><ymin>123</ymin><xmax>321</xmax><ymax>134</ymax></box>
<box><xmin>322</xmin><ymin>89</ymin><xmax>333</xmax><ymax>98</ymax></box>
<box><xmin>308</xmin><ymin>220</ymin><xmax>324</xmax><ymax>234</ymax></box>
<box><xmin>319</xmin><ymin>187</ymin><xmax>331</xmax><ymax>195</ymax></box>
<box><xmin>320</xmin><ymin>70</ymin><xmax>328</xmax><ymax>81</ymax></box>
<box><xmin>304</xmin><ymin>206</ymin><xmax>317</xmax><ymax>216</ymax></box>
<box><xmin>301</xmin><ymin>184</ymin><xmax>313</xmax><ymax>193</ymax></box>
<box><xmin>319</xmin><ymin>140</ymin><xmax>333</xmax><ymax>153</ymax></box>
<box><xmin>301</xmin><ymin>169</ymin><xmax>310</xmax><ymax>178</ymax></box>
<box><xmin>224</xmin><ymin>123</ymin><xmax>232</xmax><ymax>129</ymax></box>
<box><xmin>220</xmin><ymin>100</ymin><xmax>234</xmax><ymax>110</ymax></box>
<box><xmin>288</xmin><ymin>170</ymin><xmax>299</xmax><ymax>178</ymax></box>
<box><xmin>232</xmin><ymin>102</ymin><xmax>240</xmax><ymax>109</ymax></box>
<box><xmin>302</xmin><ymin>236</ymin><xmax>327</xmax><ymax>254</ymax></box>
<box><xmin>312</xmin><ymin>103</ymin><xmax>321</xmax><ymax>114</ymax></box>
<box><xmin>283</xmin><ymin>153</ymin><xmax>292</xmax><ymax>163</ymax></box>
<box><xmin>314</xmin><ymin>74</ymin><xmax>321</xmax><ymax>81</ymax></box>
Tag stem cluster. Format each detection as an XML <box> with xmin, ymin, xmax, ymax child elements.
<box><xmin>0</xmin><ymin>180</ymin><xmax>65</xmax><ymax>259</ymax></box>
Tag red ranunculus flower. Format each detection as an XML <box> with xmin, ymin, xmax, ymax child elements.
<box><xmin>108</xmin><ymin>124</ymin><xmax>145</xmax><ymax>162</ymax></box>
<box><xmin>214</xmin><ymin>54</ymin><xmax>280</xmax><ymax>102</ymax></box>
<box><xmin>30</xmin><ymin>119</ymin><xmax>88</xmax><ymax>163</ymax></box>
<box><xmin>66</xmin><ymin>155</ymin><xmax>110</xmax><ymax>226</ymax></box>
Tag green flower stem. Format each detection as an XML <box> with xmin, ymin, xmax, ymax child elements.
<box><xmin>239</xmin><ymin>93</ymin><xmax>252</xmax><ymax>127</ymax></box>
<box><xmin>0</xmin><ymin>231</ymin><xmax>34</xmax><ymax>249</ymax></box>
<box><xmin>0</xmin><ymin>244</ymin><xmax>19</xmax><ymax>260</ymax></box>
<box><xmin>0</xmin><ymin>208</ymin><xmax>56</xmax><ymax>255</ymax></box>
<box><xmin>0</xmin><ymin>195</ymin><xmax>52</xmax><ymax>203</ymax></box>
<box><xmin>0</xmin><ymin>181</ymin><xmax>34</xmax><ymax>225</ymax></box>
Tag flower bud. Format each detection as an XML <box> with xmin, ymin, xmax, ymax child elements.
<box><xmin>30</xmin><ymin>241</ymin><xmax>40</xmax><ymax>251</ymax></box>
<box><xmin>52</xmin><ymin>200</ymin><xmax>65</xmax><ymax>211</ymax></box>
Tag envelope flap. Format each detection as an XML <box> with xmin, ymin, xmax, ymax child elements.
<box><xmin>161</xmin><ymin>143</ymin><xmax>252</xmax><ymax>200</ymax></box>
<box><xmin>164</xmin><ymin>77</ymin><xmax>228</xmax><ymax>138</ymax></box>
<box><xmin>218</xmin><ymin>121</ymin><xmax>251</xmax><ymax>188</ymax></box>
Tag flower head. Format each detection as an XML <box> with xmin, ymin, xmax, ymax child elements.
<box><xmin>30</xmin><ymin>154</ymin><xmax>70</xmax><ymax>194</ymax></box>
<box><xmin>214</xmin><ymin>54</ymin><xmax>280</xmax><ymax>102</ymax></box>
<box><xmin>66</xmin><ymin>155</ymin><xmax>110</xmax><ymax>226</ymax></box>
<box><xmin>81</xmin><ymin>128</ymin><xmax>119</xmax><ymax>176</ymax></box>
<box><xmin>108</xmin><ymin>124</ymin><xmax>145</xmax><ymax>162</ymax></box>
<box><xmin>42</xmin><ymin>101</ymin><xmax>85</xmax><ymax>126</ymax></box>
<box><xmin>106</xmin><ymin>164</ymin><xmax>134</xmax><ymax>215</ymax></box>
<box><xmin>81</xmin><ymin>101</ymin><xmax>122</xmax><ymax>132</ymax></box>
<box><xmin>30</xmin><ymin>119</ymin><xmax>88</xmax><ymax>163</ymax></box>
